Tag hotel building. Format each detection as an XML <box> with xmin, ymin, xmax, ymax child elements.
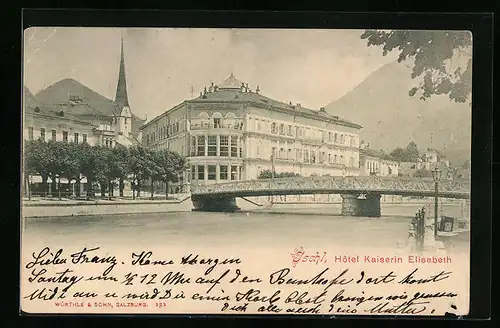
<box><xmin>140</xmin><ymin>74</ymin><xmax>362</xmax><ymax>187</ymax></box>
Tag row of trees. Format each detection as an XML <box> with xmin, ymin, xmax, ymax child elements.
<box><xmin>23</xmin><ymin>140</ymin><xmax>186</xmax><ymax>200</ymax></box>
<box><xmin>389</xmin><ymin>141</ymin><xmax>421</xmax><ymax>163</ymax></box>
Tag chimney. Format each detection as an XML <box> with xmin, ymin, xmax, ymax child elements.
<box><xmin>319</xmin><ymin>107</ymin><xmax>325</xmax><ymax>112</ymax></box>
<box><xmin>256</xmin><ymin>85</ymin><xmax>260</xmax><ymax>94</ymax></box>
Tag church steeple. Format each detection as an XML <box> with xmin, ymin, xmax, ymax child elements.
<box><xmin>115</xmin><ymin>37</ymin><xmax>129</xmax><ymax>108</ymax></box>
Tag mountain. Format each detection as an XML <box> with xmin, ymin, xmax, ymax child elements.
<box><xmin>23</xmin><ymin>86</ymin><xmax>38</xmax><ymax>109</ymax></box>
<box><xmin>34</xmin><ymin>78</ymin><xmax>145</xmax><ymax>137</ymax></box>
<box><xmin>326</xmin><ymin>61</ymin><xmax>471</xmax><ymax>166</ymax></box>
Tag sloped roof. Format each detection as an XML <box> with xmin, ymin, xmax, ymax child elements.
<box><xmin>360</xmin><ymin>148</ymin><xmax>396</xmax><ymax>161</ymax></box>
<box><xmin>191</xmin><ymin>87</ymin><xmax>362</xmax><ymax>129</ymax></box>
<box><xmin>35</xmin><ymin>78</ymin><xmax>121</xmax><ymax>116</ymax></box>
<box><xmin>34</xmin><ymin>78</ymin><xmax>146</xmax><ymax>137</ymax></box>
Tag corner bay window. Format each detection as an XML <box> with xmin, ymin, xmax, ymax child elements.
<box><xmin>197</xmin><ymin>165</ymin><xmax>205</xmax><ymax>180</ymax></box>
<box><xmin>197</xmin><ymin>136</ymin><xmax>205</xmax><ymax>156</ymax></box>
<box><xmin>208</xmin><ymin>136</ymin><xmax>217</xmax><ymax>156</ymax></box>
<box><xmin>231</xmin><ymin>165</ymin><xmax>238</xmax><ymax>180</ymax></box>
<box><xmin>207</xmin><ymin>165</ymin><xmax>216</xmax><ymax>180</ymax></box>
<box><xmin>220</xmin><ymin>136</ymin><xmax>229</xmax><ymax>156</ymax></box>
<box><xmin>231</xmin><ymin>137</ymin><xmax>238</xmax><ymax>157</ymax></box>
<box><xmin>191</xmin><ymin>165</ymin><xmax>196</xmax><ymax>180</ymax></box>
<box><xmin>220</xmin><ymin>165</ymin><xmax>228</xmax><ymax>180</ymax></box>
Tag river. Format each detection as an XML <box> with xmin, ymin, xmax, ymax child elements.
<box><xmin>22</xmin><ymin>203</ymin><xmax>469</xmax><ymax>256</ymax></box>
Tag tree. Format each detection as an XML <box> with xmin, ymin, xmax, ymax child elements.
<box><xmin>127</xmin><ymin>145</ymin><xmax>156</xmax><ymax>199</ymax></box>
<box><xmin>389</xmin><ymin>147</ymin><xmax>406</xmax><ymax>162</ymax></box>
<box><xmin>389</xmin><ymin>141</ymin><xmax>420</xmax><ymax>162</ymax></box>
<box><xmin>361</xmin><ymin>30</ymin><xmax>472</xmax><ymax>103</ymax></box>
<box><xmin>107</xmin><ymin>145</ymin><xmax>130</xmax><ymax>198</ymax></box>
<box><xmin>23</xmin><ymin>140</ymin><xmax>55</xmax><ymax>197</ymax></box>
<box><xmin>405</xmin><ymin>141</ymin><xmax>420</xmax><ymax>162</ymax></box>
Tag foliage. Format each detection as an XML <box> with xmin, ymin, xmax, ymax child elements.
<box><xmin>361</xmin><ymin>30</ymin><xmax>472</xmax><ymax>103</ymax></box>
<box><xmin>413</xmin><ymin>168</ymin><xmax>432</xmax><ymax>178</ymax></box>
<box><xmin>389</xmin><ymin>141</ymin><xmax>420</xmax><ymax>162</ymax></box>
<box><xmin>257</xmin><ymin>170</ymin><xmax>300</xmax><ymax>179</ymax></box>
<box><xmin>24</xmin><ymin>140</ymin><xmax>186</xmax><ymax>198</ymax></box>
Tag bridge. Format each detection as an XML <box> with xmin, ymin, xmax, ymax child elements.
<box><xmin>190</xmin><ymin>176</ymin><xmax>470</xmax><ymax>217</ymax></box>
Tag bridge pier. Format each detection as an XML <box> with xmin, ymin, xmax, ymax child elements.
<box><xmin>191</xmin><ymin>195</ymin><xmax>240</xmax><ymax>212</ymax></box>
<box><xmin>341</xmin><ymin>194</ymin><xmax>381</xmax><ymax>217</ymax></box>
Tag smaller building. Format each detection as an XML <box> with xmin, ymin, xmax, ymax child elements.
<box><xmin>358</xmin><ymin>146</ymin><xmax>399</xmax><ymax>177</ymax></box>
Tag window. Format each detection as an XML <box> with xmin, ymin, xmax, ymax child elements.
<box><xmin>190</xmin><ymin>136</ymin><xmax>197</xmax><ymax>156</ymax></box>
<box><xmin>220</xmin><ymin>165</ymin><xmax>228</xmax><ymax>180</ymax></box>
<box><xmin>304</xmin><ymin>150</ymin><xmax>310</xmax><ymax>163</ymax></box>
<box><xmin>231</xmin><ymin>137</ymin><xmax>238</xmax><ymax>157</ymax></box>
<box><xmin>328</xmin><ymin>153</ymin><xmax>331</xmax><ymax>163</ymax></box>
<box><xmin>288</xmin><ymin>149</ymin><xmax>292</xmax><ymax>160</ymax></box>
<box><xmin>213</xmin><ymin>118</ymin><xmax>221</xmax><ymax>128</ymax></box>
<box><xmin>62</xmin><ymin>131</ymin><xmax>68</xmax><ymax>143</ymax></box>
<box><xmin>257</xmin><ymin>121</ymin><xmax>261</xmax><ymax>131</ymax></box>
<box><xmin>296</xmin><ymin>149</ymin><xmax>302</xmax><ymax>162</ymax></box>
<box><xmin>329</xmin><ymin>132</ymin><xmax>332</xmax><ymax>141</ymax></box>
<box><xmin>51</xmin><ymin>130</ymin><xmax>57</xmax><ymax>141</ymax></box>
<box><xmin>28</xmin><ymin>127</ymin><xmax>33</xmax><ymax>140</ymax></box>
<box><xmin>231</xmin><ymin>165</ymin><xmax>238</xmax><ymax>180</ymax></box>
<box><xmin>197</xmin><ymin>136</ymin><xmax>205</xmax><ymax>156</ymax></box>
<box><xmin>40</xmin><ymin>128</ymin><xmax>45</xmax><ymax>141</ymax></box>
<box><xmin>74</xmin><ymin>133</ymin><xmax>79</xmax><ymax>143</ymax></box>
<box><xmin>176</xmin><ymin>122</ymin><xmax>179</xmax><ymax>132</ymax></box>
<box><xmin>279</xmin><ymin>148</ymin><xmax>284</xmax><ymax>159</ymax></box>
<box><xmin>239</xmin><ymin>166</ymin><xmax>242</xmax><ymax>180</ymax></box>
<box><xmin>334</xmin><ymin>133</ymin><xmax>338</xmax><ymax>143</ymax></box>
<box><xmin>288</xmin><ymin>125</ymin><xmax>292</xmax><ymax>135</ymax></box>
<box><xmin>340</xmin><ymin>135</ymin><xmax>345</xmax><ymax>144</ymax></box>
<box><xmin>279</xmin><ymin>124</ymin><xmax>284</xmax><ymax>135</ymax></box>
<box><xmin>349</xmin><ymin>157</ymin><xmax>354</xmax><ymax>167</ymax></box>
<box><xmin>271</xmin><ymin>123</ymin><xmax>277</xmax><ymax>134</ymax></box>
<box><xmin>83</xmin><ymin>134</ymin><xmax>87</xmax><ymax>143</ymax></box>
<box><xmin>220</xmin><ymin>136</ymin><xmax>229</xmax><ymax>156</ymax></box>
<box><xmin>208</xmin><ymin>165</ymin><xmax>216</xmax><ymax>180</ymax></box>
<box><xmin>340</xmin><ymin>155</ymin><xmax>344</xmax><ymax>165</ymax></box>
<box><xmin>334</xmin><ymin>154</ymin><xmax>338</xmax><ymax>163</ymax></box>
<box><xmin>320</xmin><ymin>152</ymin><xmax>325</xmax><ymax>163</ymax></box>
<box><xmin>271</xmin><ymin>147</ymin><xmax>277</xmax><ymax>158</ymax></box>
<box><xmin>207</xmin><ymin>136</ymin><xmax>217</xmax><ymax>156</ymax></box>
<box><xmin>198</xmin><ymin>165</ymin><xmax>205</xmax><ymax>180</ymax></box>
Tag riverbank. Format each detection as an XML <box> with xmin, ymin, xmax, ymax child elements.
<box><xmin>22</xmin><ymin>195</ymin><xmax>193</xmax><ymax>218</ymax></box>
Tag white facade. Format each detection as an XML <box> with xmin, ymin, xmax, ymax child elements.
<box><xmin>141</xmin><ymin>74</ymin><xmax>362</xmax><ymax>186</ymax></box>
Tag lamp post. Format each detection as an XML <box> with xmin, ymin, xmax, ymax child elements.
<box><xmin>431</xmin><ymin>167</ymin><xmax>442</xmax><ymax>237</ymax></box>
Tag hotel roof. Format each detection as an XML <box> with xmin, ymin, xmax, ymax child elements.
<box><xmin>144</xmin><ymin>74</ymin><xmax>362</xmax><ymax>129</ymax></box>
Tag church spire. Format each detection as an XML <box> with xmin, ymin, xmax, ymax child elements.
<box><xmin>115</xmin><ymin>37</ymin><xmax>129</xmax><ymax>108</ymax></box>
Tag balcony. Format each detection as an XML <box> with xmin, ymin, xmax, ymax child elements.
<box><xmin>190</xmin><ymin>121</ymin><xmax>243</xmax><ymax>131</ymax></box>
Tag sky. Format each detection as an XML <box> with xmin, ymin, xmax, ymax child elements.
<box><xmin>23</xmin><ymin>27</ymin><xmax>399</xmax><ymax>120</ymax></box>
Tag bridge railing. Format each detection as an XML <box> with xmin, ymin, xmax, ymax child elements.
<box><xmin>190</xmin><ymin>176</ymin><xmax>470</xmax><ymax>198</ymax></box>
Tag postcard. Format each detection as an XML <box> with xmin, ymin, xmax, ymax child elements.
<box><xmin>21</xmin><ymin>27</ymin><xmax>472</xmax><ymax>316</ymax></box>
